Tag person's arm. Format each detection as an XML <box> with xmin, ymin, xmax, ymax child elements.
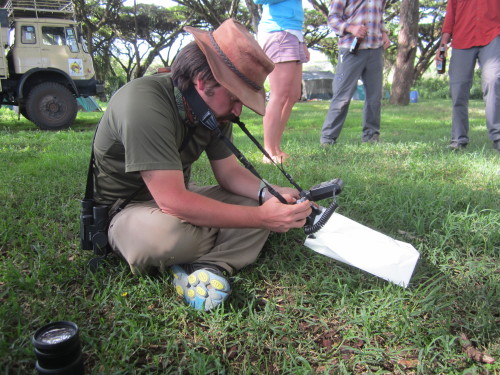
<box><xmin>436</xmin><ymin>0</ymin><xmax>455</xmax><ymax>60</ymax></box>
<box><xmin>441</xmin><ymin>0</ymin><xmax>455</xmax><ymax>38</ymax></box>
<box><xmin>329</xmin><ymin>0</ymin><xmax>370</xmax><ymax>38</ymax></box>
<box><xmin>303</xmin><ymin>43</ymin><xmax>311</xmax><ymax>62</ymax></box>
<box><xmin>382</xmin><ymin>30</ymin><xmax>391</xmax><ymax>49</ymax></box>
<box><xmin>328</xmin><ymin>0</ymin><xmax>351</xmax><ymax>36</ymax></box>
<box><xmin>435</xmin><ymin>32</ymin><xmax>451</xmax><ymax>61</ymax></box>
<box><xmin>346</xmin><ymin>24</ymin><xmax>368</xmax><ymax>38</ymax></box>
<box><xmin>380</xmin><ymin>5</ymin><xmax>391</xmax><ymax>49</ymax></box>
<box><xmin>140</xmin><ymin>167</ymin><xmax>311</xmax><ymax>233</ymax></box>
<box><xmin>210</xmin><ymin>155</ymin><xmax>300</xmax><ymax>201</ymax></box>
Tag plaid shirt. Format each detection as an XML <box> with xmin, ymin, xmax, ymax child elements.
<box><xmin>328</xmin><ymin>0</ymin><xmax>387</xmax><ymax>50</ymax></box>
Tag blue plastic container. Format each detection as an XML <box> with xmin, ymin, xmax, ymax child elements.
<box><xmin>410</xmin><ymin>90</ymin><xmax>419</xmax><ymax>103</ymax></box>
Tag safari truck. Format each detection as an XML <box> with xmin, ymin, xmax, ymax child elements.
<box><xmin>0</xmin><ymin>0</ymin><xmax>104</xmax><ymax>130</ymax></box>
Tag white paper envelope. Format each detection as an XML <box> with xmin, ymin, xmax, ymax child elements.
<box><xmin>304</xmin><ymin>212</ymin><xmax>420</xmax><ymax>287</ymax></box>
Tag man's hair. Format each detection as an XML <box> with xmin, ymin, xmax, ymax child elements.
<box><xmin>171</xmin><ymin>41</ymin><xmax>215</xmax><ymax>91</ymax></box>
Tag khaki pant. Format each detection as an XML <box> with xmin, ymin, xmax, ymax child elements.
<box><xmin>108</xmin><ymin>185</ymin><xmax>270</xmax><ymax>275</ymax></box>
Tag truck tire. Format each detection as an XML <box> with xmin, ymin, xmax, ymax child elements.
<box><xmin>26</xmin><ymin>82</ymin><xmax>78</xmax><ymax>130</ymax></box>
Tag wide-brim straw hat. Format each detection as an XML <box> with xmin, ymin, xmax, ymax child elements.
<box><xmin>185</xmin><ymin>19</ymin><xmax>274</xmax><ymax>116</ymax></box>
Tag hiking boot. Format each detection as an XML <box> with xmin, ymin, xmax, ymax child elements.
<box><xmin>362</xmin><ymin>134</ymin><xmax>380</xmax><ymax>143</ymax></box>
<box><xmin>321</xmin><ymin>139</ymin><xmax>336</xmax><ymax>147</ymax></box>
<box><xmin>448</xmin><ymin>141</ymin><xmax>467</xmax><ymax>150</ymax></box>
<box><xmin>170</xmin><ymin>263</ymin><xmax>231</xmax><ymax>311</ymax></box>
<box><xmin>493</xmin><ymin>140</ymin><xmax>500</xmax><ymax>152</ymax></box>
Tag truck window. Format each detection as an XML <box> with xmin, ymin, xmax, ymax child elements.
<box><xmin>21</xmin><ymin>26</ymin><xmax>36</xmax><ymax>44</ymax></box>
<box><xmin>42</xmin><ymin>26</ymin><xmax>65</xmax><ymax>46</ymax></box>
<box><xmin>65</xmin><ymin>27</ymin><xmax>79</xmax><ymax>53</ymax></box>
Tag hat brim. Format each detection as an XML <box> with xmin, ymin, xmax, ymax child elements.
<box><xmin>185</xmin><ymin>26</ymin><xmax>267</xmax><ymax>116</ymax></box>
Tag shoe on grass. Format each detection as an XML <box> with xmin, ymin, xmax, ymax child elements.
<box><xmin>362</xmin><ymin>134</ymin><xmax>380</xmax><ymax>143</ymax></box>
<box><xmin>320</xmin><ymin>139</ymin><xmax>336</xmax><ymax>147</ymax></box>
<box><xmin>170</xmin><ymin>264</ymin><xmax>231</xmax><ymax>311</ymax></box>
<box><xmin>493</xmin><ymin>140</ymin><xmax>500</xmax><ymax>152</ymax></box>
<box><xmin>448</xmin><ymin>141</ymin><xmax>467</xmax><ymax>150</ymax></box>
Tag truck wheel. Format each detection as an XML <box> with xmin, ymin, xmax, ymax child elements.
<box><xmin>26</xmin><ymin>82</ymin><xmax>78</xmax><ymax>130</ymax></box>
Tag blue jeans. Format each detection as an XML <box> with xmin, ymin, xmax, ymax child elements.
<box><xmin>321</xmin><ymin>47</ymin><xmax>384</xmax><ymax>143</ymax></box>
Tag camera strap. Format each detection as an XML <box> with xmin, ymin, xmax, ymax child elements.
<box><xmin>84</xmin><ymin>129</ymin><xmax>144</xmax><ymax>217</ymax></box>
<box><xmin>82</xmin><ymin>101</ymin><xmax>199</xmax><ymax>269</ymax></box>
<box><xmin>181</xmin><ymin>83</ymin><xmax>310</xmax><ymax>204</ymax></box>
<box><xmin>85</xmin><ymin>110</ymin><xmax>199</xmax><ymax>215</ymax></box>
<box><xmin>231</xmin><ymin>117</ymin><xmax>303</xmax><ymax>193</ymax></box>
<box><xmin>83</xmin><ymin>130</ymin><xmax>98</xmax><ymax>201</ymax></box>
<box><xmin>180</xmin><ymin>83</ymin><xmax>343</xmax><ymax>235</ymax></box>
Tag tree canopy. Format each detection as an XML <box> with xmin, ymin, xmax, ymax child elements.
<box><xmin>75</xmin><ymin>0</ymin><xmax>447</xmax><ymax>101</ymax></box>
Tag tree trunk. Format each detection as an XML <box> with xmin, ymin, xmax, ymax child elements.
<box><xmin>390</xmin><ymin>0</ymin><xmax>419</xmax><ymax>105</ymax></box>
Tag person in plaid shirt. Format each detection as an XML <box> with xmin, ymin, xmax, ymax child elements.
<box><xmin>320</xmin><ymin>0</ymin><xmax>390</xmax><ymax>146</ymax></box>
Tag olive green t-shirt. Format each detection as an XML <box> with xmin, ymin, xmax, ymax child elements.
<box><xmin>93</xmin><ymin>74</ymin><xmax>233</xmax><ymax>205</ymax></box>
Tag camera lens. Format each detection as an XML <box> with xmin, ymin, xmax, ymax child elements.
<box><xmin>38</xmin><ymin>326</ymin><xmax>73</xmax><ymax>344</ymax></box>
<box><xmin>32</xmin><ymin>321</ymin><xmax>84</xmax><ymax>375</ymax></box>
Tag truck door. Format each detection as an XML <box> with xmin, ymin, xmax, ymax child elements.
<box><xmin>11</xmin><ymin>23</ymin><xmax>42</xmax><ymax>73</ymax></box>
<box><xmin>40</xmin><ymin>24</ymin><xmax>84</xmax><ymax>78</ymax></box>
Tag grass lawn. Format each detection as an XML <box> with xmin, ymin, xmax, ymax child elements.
<box><xmin>0</xmin><ymin>99</ymin><xmax>498</xmax><ymax>374</ymax></box>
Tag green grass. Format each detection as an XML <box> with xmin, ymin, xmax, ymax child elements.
<box><xmin>0</xmin><ymin>99</ymin><xmax>498</xmax><ymax>374</ymax></box>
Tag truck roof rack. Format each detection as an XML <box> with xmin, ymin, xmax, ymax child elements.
<box><xmin>3</xmin><ymin>0</ymin><xmax>75</xmax><ymax>20</ymax></box>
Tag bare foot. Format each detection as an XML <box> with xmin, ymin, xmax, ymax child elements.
<box><xmin>262</xmin><ymin>154</ymin><xmax>287</xmax><ymax>164</ymax></box>
<box><xmin>278</xmin><ymin>151</ymin><xmax>290</xmax><ymax>161</ymax></box>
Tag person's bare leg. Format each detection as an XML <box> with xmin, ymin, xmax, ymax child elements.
<box><xmin>276</xmin><ymin>61</ymin><xmax>303</xmax><ymax>159</ymax></box>
<box><xmin>263</xmin><ymin>61</ymin><xmax>302</xmax><ymax>162</ymax></box>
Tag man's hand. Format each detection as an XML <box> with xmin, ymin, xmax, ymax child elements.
<box><xmin>142</xmin><ymin>169</ymin><xmax>311</xmax><ymax>231</ymax></box>
<box><xmin>259</xmin><ymin>194</ymin><xmax>312</xmax><ymax>233</ymax></box>
<box><xmin>435</xmin><ymin>33</ymin><xmax>451</xmax><ymax>61</ymax></box>
<box><xmin>303</xmin><ymin>44</ymin><xmax>311</xmax><ymax>62</ymax></box>
<box><xmin>347</xmin><ymin>24</ymin><xmax>368</xmax><ymax>38</ymax></box>
<box><xmin>261</xmin><ymin>186</ymin><xmax>300</xmax><ymax>203</ymax></box>
<box><xmin>382</xmin><ymin>31</ymin><xmax>391</xmax><ymax>49</ymax></box>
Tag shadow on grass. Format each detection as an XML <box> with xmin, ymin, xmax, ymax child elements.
<box><xmin>225</xmin><ymin>227</ymin><xmax>498</xmax><ymax>372</ymax></box>
<box><xmin>0</xmin><ymin>111</ymin><xmax>101</xmax><ymax>133</ymax></box>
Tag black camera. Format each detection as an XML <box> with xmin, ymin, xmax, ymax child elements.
<box><xmin>297</xmin><ymin>178</ymin><xmax>343</xmax><ymax>235</ymax></box>
<box><xmin>79</xmin><ymin>199</ymin><xmax>110</xmax><ymax>256</ymax></box>
<box><xmin>299</xmin><ymin>178</ymin><xmax>343</xmax><ymax>202</ymax></box>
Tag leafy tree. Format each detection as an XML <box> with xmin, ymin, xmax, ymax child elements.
<box><xmin>73</xmin><ymin>1</ymin><xmax>198</xmax><ymax>89</ymax></box>
<box><xmin>304</xmin><ymin>0</ymin><xmax>446</xmax><ymax>101</ymax></box>
<box><xmin>385</xmin><ymin>0</ymin><xmax>446</xmax><ymax>83</ymax></box>
<box><xmin>72</xmin><ymin>0</ymin><xmax>447</xmax><ymax>98</ymax></box>
<box><xmin>304</xmin><ymin>9</ymin><xmax>337</xmax><ymax>64</ymax></box>
<box><xmin>111</xmin><ymin>3</ymin><xmax>189</xmax><ymax>80</ymax></box>
<box><xmin>173</xmin><ymin>0</ymin><xmax>245</xmax><ymax>27</ymax></box>
<box><xmin>413</xmin><ymin>0</ymin><xmax>447</xmax><ymax>81</ymax></box>
<box><xmin>73</xmin><ymin>0</ymin><xmax>122</xmax><ymax>82</ymax></box>
<box><xmin>244</xmin><ymin>0</ymin><xmax>260</xmax><ymax>32</ymax></box>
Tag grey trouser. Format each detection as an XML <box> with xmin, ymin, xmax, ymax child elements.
<box><xmin>108</xmin><ymin>185</ymin><xmax>270</xmax><ymax>275</ymax></box>
<box><xmin>449</xmin><ymin>35</ymin><xmax>500</xmax><ymax>144</ymax></box>
<box><xmin>321</xmin><ymin>47</ymin><xmax>384</xmax><ymax>143</ymax></box>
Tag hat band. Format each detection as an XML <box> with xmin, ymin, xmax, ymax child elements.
<box><xmin>209</xmin><ymin>31</ymin><xmax>262</xmax><ymax>92</ymax></box>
